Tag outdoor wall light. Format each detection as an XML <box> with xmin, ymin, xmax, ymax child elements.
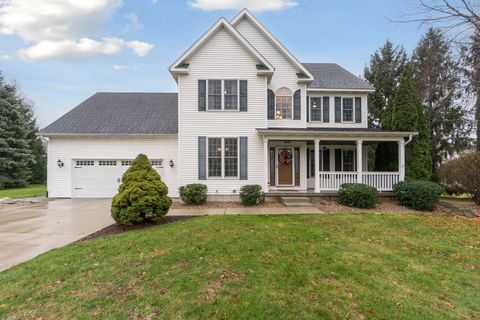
<box><xmin>169</xmin><ymin>159</ymin><xmax>174</xmax><ymax>168</ymax></box>
<box><xmin>57</xmin><ymin>159</ymin><xmax>64</xmax><ymax>168</ymax></box>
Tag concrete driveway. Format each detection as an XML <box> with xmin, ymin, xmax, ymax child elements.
<box><xmin>0</xmin><ymin>199</ymin><xmax>113</xmax><ymax>271</ymax></box>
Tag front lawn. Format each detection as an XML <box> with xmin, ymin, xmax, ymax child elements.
<box><xmin>0</xmin><ymin>184</ymin><xmax>46</xmax><ymax>199</ymax></box>
<box><xmin>1</xmin><ymin>214</ymin><xmax>479</xmax><ymax>319</ymax></box>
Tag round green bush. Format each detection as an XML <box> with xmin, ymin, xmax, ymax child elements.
<box><xmin>393</xmin><ymin>180</ymin><xmax>443</xmax><ymax>211</ymax></box>
<box><xmin>111</xmin><ymin>154</ymin><xmax>172</xmax><ymax>225</ymax></box>
<box><xmin>240</xmin><ymin>184</ymin><xmax>263</xmax><ymax>206</ymax></box>
<box><xmin>178</xmin><ymin>183</ymin><xmax>208</xmax><ymax>205</ymax></box>
<box><xmin>338</xmin><ymin>183</ymin><xmax>378</xmax><ymax>209</ymax></box>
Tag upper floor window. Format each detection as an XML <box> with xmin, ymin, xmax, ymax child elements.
<box><xmin>275</xmin><ymin>87</ymin><xmax>292</xmax><ymax>119</ymax></box>
<box><xmin>342</xmin><ymin>98</ymin><xmax>354</xmax><ymax>122</ymax></box>
<box><xmin>224</xmin><ymin>80</ymin><xmax>238</xmax><ymax>110</ymax></box>
<box><xmin>310</xmin><ymin>97</ymin><xmax>322</xmax><ymax>122</ymax></box>
<box><xmin>208</xmin><ymin>80</ymin><xmax>222</xmax><ymax>110</ymax></box>
<box><xmin>206</xmin><ymin>80</ymin><xmax>240</xmax><ymax>111</ymax></box>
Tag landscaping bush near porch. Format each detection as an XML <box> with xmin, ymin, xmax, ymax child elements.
<box><xmin>338</xmin><ymin>183</ymin><xmax>378</xmax><ymax>209</ymax></box>
<box><xmin>111</xmin><ymin>154</ymin><xmax>172</xmax><ymax>225</ymax></box>
<box><xmin>240</xmin><ymin>184</ymin><xmax>263</xmax><ymax>206</ymax></box>
<box><xmin>393</xmin><ymin>180</ymin><xmax>443</xmax><ymax>211</ymax></box>
<box><xmin>179</xmin><ymin>184</ymin><xmax>208</xmax><ymax>205</ymax></box>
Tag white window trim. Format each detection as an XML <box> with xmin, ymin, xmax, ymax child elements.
<box><xmin>274</xmin><ymin>88</ymin><xmax>293</xmax><ymax>120</ymax></box>
<box><xmin>206</xmin><ymin>79</ymin><xmax>241</xmax><ymax>112</ymax></box>
<box><xmin>207</xmin><ymin>137</ymin><xmax>240</xmax><ymax>179</ymax></box>
<box><xmin>309</xmin><ymin>96</ymin><xmax>323</xmax><ymax>123</ymax></box>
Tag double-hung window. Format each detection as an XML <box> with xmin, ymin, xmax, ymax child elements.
<box><xmin>342</xmin><ymin>150</ymin><xmax>355</xmax><ymax>171</ymax></box>
<box><xmin>342</xmin><ymin>98</ymin><xmax>354</xmax><ymax>122</ymax></box>
<box><xmin>310</xmin><ymin>97</ymin><xmax>322</xmax><ymax>122</ymax></box>
<box><xmin>224</xmin><ymin>80</ymin><xmax>238</xmax><ymax>110</ymax></box>
<box><xmin>208</xmin><ymin>80</ymin><xmax>222</xmax><ymax>110</ymax></box>
<box><xmin>207</xmin><ymin>80</ymin><xmax>239</xmax><ymax>111</ymax></box>
<box><xmin>275</xmin><ymin>87</ymin><xmax>292</xmax><ymax>119</ymax></box>
<box><xmin>208</xmin><ymin>137</ymin><xmax>239</xmax><ymax>178</ymax></box>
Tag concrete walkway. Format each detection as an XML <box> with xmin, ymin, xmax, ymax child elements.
<box><xmin>0</xmin><ymin>199</ymin><xmax>320</xmax><ymax>271</ymax></box>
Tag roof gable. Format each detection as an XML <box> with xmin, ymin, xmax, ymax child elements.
<box><xmin>170</xmin><ymin>17</ymin><xmax>274</xmax><ymax>81</ymax></box>
<box><xmin>231</xmin><ymin>9</ymin><xmax>314</xmax><ymax>82</ymax></box>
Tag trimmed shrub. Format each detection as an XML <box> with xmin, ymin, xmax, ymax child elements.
<box><xmin>439</xmin><ymin>151</ymin><xmax>480</xmax><ymax>205</ymax></box>
<box><xmin>111</xmin><ymin>154</ymin><xmax>172</xmax><ymax>225</ymax></box>
<box><xmin>179</xmin><ymin>184</ymin><xmax>208</xmax><ymax>205</ymax></box>
<box><xmin>240</xmin><ymin>184</ymin><xmax>263</xmax><ymax>206</ymax></box>
<box><xmin>338</xmin><ymin>183</ymin><xmax>378</xmax><ymax>209</ymax></box>
<box><xmin>393</xmin><ymin>180</ymin><xmax>443</xmax><ymax>211</ymax></box>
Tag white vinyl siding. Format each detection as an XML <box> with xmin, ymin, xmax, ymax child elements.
<box><xmin>47</xmin><ymin>137</ymin><xmax>179</xmax><ymax>198</ymax></box>
<box><xmin>178</xmin><ymin>27</ymin><xmax>266</xmax><ymax>194</ymax></box>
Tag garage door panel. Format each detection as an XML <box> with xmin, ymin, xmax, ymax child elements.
<box><xmin>72</xmin><ymin>159</ymin><xmax>164</xmax><ymax>198</ymax></box>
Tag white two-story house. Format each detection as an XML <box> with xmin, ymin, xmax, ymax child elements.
<box><xmin>41</xmin><ymin>9</ymin><xmax>416</xmax><ymax>199</ymax></box>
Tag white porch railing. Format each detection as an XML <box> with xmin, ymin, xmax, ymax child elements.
<box><xmin>319</xmin><ymin>172</ymin><xmax>400</xmax><ymax>191</ymax></box>
<box><xmin>363</xmin><ymin>172</ymin><xmax>400</xmax><ymax>191</ymax></box>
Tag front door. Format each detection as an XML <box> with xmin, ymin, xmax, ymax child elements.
<box><xmin>277</xmin><ymin>147</ymin><xmax>294</xmax><ymax>186</ymax></box>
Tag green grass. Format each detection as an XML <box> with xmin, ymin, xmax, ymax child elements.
<box><xmin>1</xmin><ymin>213</ymin><xmax>479</xmax><ymax>319</ymax></box>
<box><xmin>0</xmin><ymin>184</ymin><xmax>46</xmax><ymax>199</ymax></box>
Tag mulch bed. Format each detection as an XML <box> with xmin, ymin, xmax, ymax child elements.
<box><xmin>77</xmin><ymin>216</ymin><xmax>197</xmax><ymax>242</ymax></box>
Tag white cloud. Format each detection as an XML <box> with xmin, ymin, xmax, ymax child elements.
<box><xmin>188</xmin><ymin>0</ymin><xmax>298</xmax><ymax>12</ymax></box>
<box><xmin>124</xmin><ymin>13</ymin><xmax>143</xmax><ymax>31</ymax></box>
<box><xmin>126</xmin><ymin>40</ymin><xmax>154</xmax><ymax>57</ymax></box>
<box><xmin>0</xmin><ymin>0</ymin><xmax>154</xmax><ymax>60</ymax></box>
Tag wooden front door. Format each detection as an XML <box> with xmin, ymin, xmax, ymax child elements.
<box><xmin>277</xmin><ymin>148</ymin><xmax>294</xmax><ymax>185</ymax></box>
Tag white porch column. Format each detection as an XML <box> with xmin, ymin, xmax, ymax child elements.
<box><xmin>399</xmin><ymin>139</ymin><xmax>405</xmax><ymax>181</ymax></box>
<box><xmin>263</xmin><ymin>138</ymin><xmax>269</xmax><ymax>192</ymax></box>
<box><xmin>314</xmin><ymin>139</ymin><xmax>320</xmax><ymax>193</ymax></box>
<box><xmin>356</xmin><ymin>140</ymin><xmax>363</xmax><ymax>183</ymax></box>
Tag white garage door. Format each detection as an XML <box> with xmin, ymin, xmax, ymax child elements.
<box><xmin>72</xmin><ymin>159</ymin><xmax>164</xmax><ymax>198</ymax></box>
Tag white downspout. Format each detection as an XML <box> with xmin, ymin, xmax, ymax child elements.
<box><xmin>404</xmin><ymin>134</ymin><xmax>413</xmax><ymax>146</ymax></box>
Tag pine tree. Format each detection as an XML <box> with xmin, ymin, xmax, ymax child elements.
<box><xmin>411</xmin><ymin>28</ymin><xmax>472</xmax><ymax>175</ymax></box>
<box><xmin>462</xmin><ymin>31</ymin><xmax>480</xmax><ymax>151</ymax></box>
<box><xmin>364</xmin><ymin>40</ymin><xmax>407</xmax><ymax>126</ymax></box>
<box><xmin>387</xmin><ymin>71</ymin><xmax>431</xmax><ymax>180</ymax></box>
<box><xmin>0</xmin><ymin>73</ymin><xmax>34</xmax><ymax>188</ymax></box>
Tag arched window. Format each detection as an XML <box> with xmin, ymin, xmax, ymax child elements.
<box><xmin>275</xmin><ymin>87</ymin><xmax>292</xmax><ymax>119</ymax></box>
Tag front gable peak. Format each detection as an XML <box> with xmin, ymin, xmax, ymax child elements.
<box><xmin>169</xmin><ymin>17</ymin><xmax>274</xmax><ymax>82</ymax></box>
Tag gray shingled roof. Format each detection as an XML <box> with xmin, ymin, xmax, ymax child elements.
<box><xmin>302</xmin><ymin>63</ymin><xmax>374</xmax><ymax>90</ymax></box>
<box><xmin>41</xmin><ymin>92</ymin><xmax>178</xmax><ymax>135</ymax></box>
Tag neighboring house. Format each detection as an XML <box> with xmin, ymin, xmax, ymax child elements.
<box><xmin>40</xmin><ymin>9</ymin><xmax>416</xmax><ymax>199</ymax></box>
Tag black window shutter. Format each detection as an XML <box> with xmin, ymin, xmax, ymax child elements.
<box><xmin>267</xmin><ymin>89</ymin><xmax>275</xmax><ymax>119</ymax></box>
<box><xmin>240</xmin><ymin>80</ymin><xmax>248</xmax><ymax>112</ymax></box>
<box><xmin>306</xmin><ymin>96</ymin><xmax>310</xmax><ymax>122</ymax></box>
<box><xmin>323</xmin><ymin>149</ymin><xmax>330</xmax><ymax>171</ymax></box>
<box><xmin>294</xmin><ymin>89</ymin><xmax>301</xmax><ymax>120</ymax></box>
<box><xmin>198</xmin><ymin>80</ymin><xmax>206</xmax><ymax>111</ymax></box>
<box><xmin>198</xmin><ymin>136</ymin><xmax>206</xmax><ymax>180</ymax></box>
<box><xmin>240</xmin><ymin>137</ymin><xmax>248</xmax><ymax>180</ymax></box>
<box><xmin>306</xmin><ymin>149</ymin><xmax>310</xmax><ymax>177</ymax></box>
<box><xmin>323</xmin><ymin>96</ymin><xmax>330</xmax><ymax>123</ymax></box>
<box><xmin>355</xmin><ymin>97</ymin><xmax>362</xmax><ymax>123</ymax></box>
<box><xmin>335</xmin><ymin>149</ymin><xmax>342</xmax><ymax>171</ymax></box>
<box><xmin>335</xmin><ymin>97</ymin><xmax>341</xmax><ymax>123</ymax></box>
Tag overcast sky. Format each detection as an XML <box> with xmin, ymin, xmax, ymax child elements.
<box><xmin>0</xmin><ymin>0</ymin><xmax>427</xmax><ymax>127</ymax></box>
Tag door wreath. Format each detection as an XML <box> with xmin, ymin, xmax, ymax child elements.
<box><xmin>278</xmin><ymin>148</ymin><xmax>293</xmax><ymax>165</ymax></box>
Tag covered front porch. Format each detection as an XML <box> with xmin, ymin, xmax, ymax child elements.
<box><xmin>258</xmin><ymin>128</ymin><xmax>416</xmax><ymax>193</ymax></box>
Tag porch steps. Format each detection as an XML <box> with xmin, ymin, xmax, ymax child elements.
<box><xmin>280</xmin><ymin>197</ymin><xmax>314</xmax><ymax>207</ymax></box>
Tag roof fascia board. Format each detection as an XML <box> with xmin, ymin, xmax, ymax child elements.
<box><xmin>231</xmin><ymin>9</ymin><xmax>314</xmax><ymax>81</ymax></box>
<box><xmin>256</xmin><ymin>128</ymin><xmax>417</xmax><ymax>139</ymax></box>
<box><xmin>169</xmin><ymin>17</ymin><xmax>274</xmax><ymax>74</ymax></box>
<box><xmin>39</xmin><ymin>133</ymin><xmax>178</xmax><ymax>138</ymax></box>
<box><xmin>307</xmin><ymin>88</ymin><xmax>376</xmax><ymax>93</ymax></box>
